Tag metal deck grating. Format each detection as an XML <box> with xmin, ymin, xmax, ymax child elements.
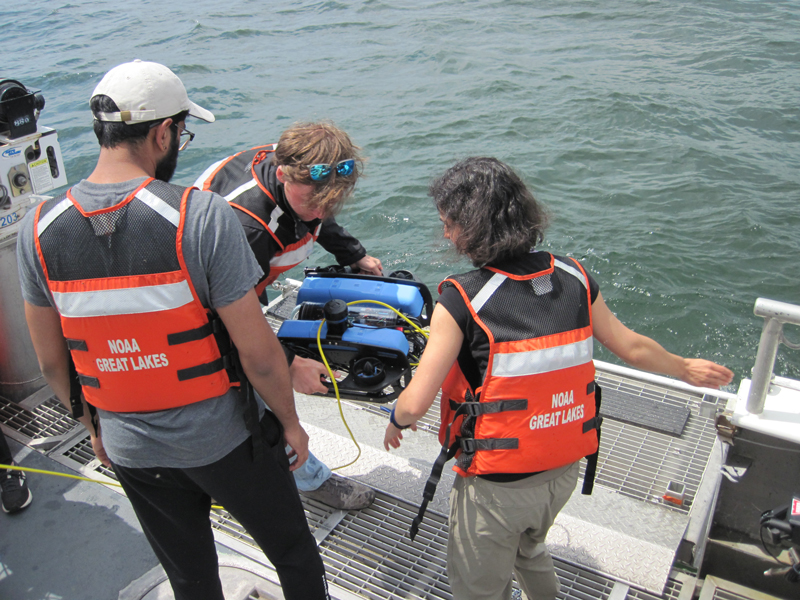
<box><xmin>0</xmin><ymin>396</ymin><xmax>76</xmax><ymax>439</ymax></box>
<box><xmin>1</xmin><ymin>381</ymin><xmax>700</xmax><ymax>600</ymax></box>
<box><xmin>60</xmin><ymin>435</ymin><xmax>118</xmax><ymax>479</ymax></box>
<box><xmin>590</xmin><ymin>371</ymin><xmax>723</xmax><ymax>513</ymax></box>
<box><xmin>554</xmin><ymin>562</ymin><xmax>615</xmax><ymax>600</ymax></box>
<box><xmin>2</xmin><ymin>400</ymin><xmax>687</xmax><ymax>600</ymax></box>
<box><xmin>710</xmin><ymin>591</ymin><xmax>751</xmax><ymax>600</ymax></box>
<box><xmin>319</xmin><ymin>494</ymin><xmax>452</xmax><ymax>599</ymax></box>
<box><xmin>210</xmin><ymin>497</ymin><xmax>338</xmax><ymax>549</ymax></box>
<box><xmin>628</xmin><ymin>579</ymin><xmax>682</xmax><ymax>600</ymax></box>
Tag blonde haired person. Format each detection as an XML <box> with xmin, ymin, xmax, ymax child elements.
<box><xmin>195</xmin><ymin>121</ymin><xmax>379</xmax><ymax>510</ymax></box>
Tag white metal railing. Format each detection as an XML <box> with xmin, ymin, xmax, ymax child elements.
<box><xmin>746</xmin><ymin>298</ymin><xmax>800</xmax><ymax>414</ymax></box>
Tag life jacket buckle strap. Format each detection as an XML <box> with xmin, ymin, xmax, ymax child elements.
<box><xmin>66</xmin><ymin>338</ymin><xmax>88</xmax><ymax>351</ymax></box>
<box><xmin>464</xmin><ymin>402</ymin><xmax>482</xmax><ymax>417</ymax></box>
<box><xmin>460</xmin><ymin>438</ymin><xmax>477</xmax><ymax>454</ymax></box>
<box><xmin>176</xmin><ymin>357</ymin><xmax>225</xmax><ymax>382</ymax></box>
<box><xmin>68</xmin><ymin>357</ymin><xmax>84</xmax><ymax>420</ymax></box>
<box><xmin>410</xmin><ymin>407</ymin><xmax>463</xmax><ymax>541</ymax></box>
<box><xmin>78</xmin><ymin>374</ymin><xmax>100</xmax><ymax>388</ymax></box>
<box><xmin>448</xmin><ymin>398</ymin><xmax>528</xmax><ymax>416</ymax></box>
<box><xmin>210</xmin><ymin>314</ymin><xmax>226</xmax><ymax>335</ymax></box>
<box><xmin>167</xmin><ymin>321</ymin><xmax>215</xmax><ymax>346</ymax></box>
<box><xmin>460</xmin><ymin>437</ymin><xmax>519</xmax><ymax>453</ymax></box>
<box><xmin>582</xmin><ymin>415</ymin><xmax>603</xmax><ymax>433</ymax></box>
<box><xmin>221</xmin><ymin>351</ymin><xmax>235</xmax><ymax>372</ymax></box>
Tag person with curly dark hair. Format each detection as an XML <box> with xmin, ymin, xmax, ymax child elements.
<box><xmin>385</xmin><ymin>157</ymin><xmax>733</xmax><ymax>600</ymax></box>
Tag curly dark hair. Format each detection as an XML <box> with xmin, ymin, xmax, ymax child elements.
<box><xmin>430</xmin><ymin>157</ymin><xmax>549</xmax><ymax>266</ymax></box>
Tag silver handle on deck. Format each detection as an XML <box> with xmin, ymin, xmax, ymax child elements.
<box><xmin>747</xmin><ymin>298</ymin><xmax>800</xmax><ymax>414</ymax></box>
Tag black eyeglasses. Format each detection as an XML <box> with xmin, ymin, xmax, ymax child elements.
<box><xmin>170</xmin><ymin>123</ymin><xmax>195</xmax><ymax>151</ymax></box>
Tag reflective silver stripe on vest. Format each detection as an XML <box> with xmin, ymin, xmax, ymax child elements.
<box><xmin>267</xmin><ymin>204</ymin><xmax>283</xmax><ymax>234</ymax></box>
<box><xmin>193</xmin><ymin>158</ymin><xmax>225</xmax><ymax>189</ymax></box>
<box><xmin>135</xmin><ymin>187</ymin><xmax>181</xmax><ymax>227</ymax></box>
<box><xmin>471</xmin><ymin>272</ymin><xmax>507</xmax><ymax>313</ymax></box>
<box><xmin>36</xmin><ymin>198</ymin><xmax>73</xmax><ymax>237</ymax></box>
<box><xmin>52</xmin><ymin>281</ymin><xmax>194</xmax><ymax>318</ymax></box>
<box><xmin>554</xmin><ymin>259</ymin><xmax>587</xmax><ymax>290</ymax></box>
<box><xmin>225</xmin><ymin>178</ymin><xmax>258</xmax><ymax>202</ymax></box>
<box><xmin>492</xmin><ymin>337</ymin><xmax>594</xmax><ymax>378</ymax></box>
<box><xmin>271</xmin><ymin>239</ymin><xmax>315</xmax><ymax>268</ymax></box>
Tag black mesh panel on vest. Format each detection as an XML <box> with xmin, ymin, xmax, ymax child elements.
<box><xmin>39</xmin><ymin>183</ymin><xmax>183</xmax><ymax>281</ymax></box>
<box><xmin>452</xmin><ymin>265</ymin><xmax>591</xmax><ymax>344</ymax></box>
<box><xmin>480</xmin><ymin>273</ymin><xmax>590</xmax><ymax>343</ymax></box>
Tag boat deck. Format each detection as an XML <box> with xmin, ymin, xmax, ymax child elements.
<box><xmin>0</xmin><ymin>291</ymin><xmax>786</xmax><ymax>600</ymax></box>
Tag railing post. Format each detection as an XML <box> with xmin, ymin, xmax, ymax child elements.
<box><xmin>746</xmin><ymin>298</ymin><xmax>800</xmax><ymax>414</ymax></box>
<box><xmin>747</xmin><ymin>317</ymin><xmax>782</xmax><ymax>414</ymax></box>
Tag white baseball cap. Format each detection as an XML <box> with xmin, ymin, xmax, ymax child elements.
<box><xmin>92</xmin><ymin>59</ymin><xmax>215</xmax><ymax>124</ymax></box>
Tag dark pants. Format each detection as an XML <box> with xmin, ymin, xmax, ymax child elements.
<box><xmin>0</xmin><ymin>434</ymin><xmax>12</xmax><ymax>474</ymax></box>
<box><xmin>112</xmin><ymin>412</ymin><xmax>330</xmax><ymax>600</ymax></box>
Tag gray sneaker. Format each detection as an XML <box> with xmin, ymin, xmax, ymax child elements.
<box><xmin>301</xmin><ymin>474</ymin><xmax>375</xmax><ymax>510</ymax></box>
<box><xmin>1</xmin><ymin>464</ymin><xmax>32</xmax><ymax>514</ymax></box>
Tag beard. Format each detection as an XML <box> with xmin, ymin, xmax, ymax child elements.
<box><xmin>154</xmin><ymin>131</ymin><xmax>180</xmax><ymax>182</ymax></box>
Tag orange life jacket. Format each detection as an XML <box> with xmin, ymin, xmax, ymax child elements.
<box><xmin>438</xmin><ymin>254</ymin><xmax>600</xmax><ymax>477</ymax></box>
<box><xmin>194</xmin><ymin>145</ymin><xmax>321</xmax><ymax>294</ymax></box>
<box><xmin>33</xmin><ymin>178</ymin><xmax>234</xmax><ymax>413</ymax></box>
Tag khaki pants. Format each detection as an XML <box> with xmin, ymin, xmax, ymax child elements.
<box><xmin>447</xmin><ymin>462</ymin><xmax>579</xmax><ymax>600</ymax></box>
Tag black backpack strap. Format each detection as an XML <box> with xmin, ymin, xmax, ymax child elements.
<box><xmin>67</xmin><ymin>355</ymin><xmax>99</xmax><ymax>436</ymax></box>
<box><xmin>215</xmin><ymin>315</ymin><xmax>263</xmax><ymax>461</ymax></box>
<box><xmin>410</xmin><ymin>388</ymin><xmax>482</xmax><ymax>541</ymax></box>
<box><xmin>67</xmin><ymin>355</ymin><xmax>84</xmax><ymax>420</ymax></box>
<box><xmin>409</xmin><ymin>403</ymin><xmax>465</xmax><ymax>541</ymax></box>
<box><xmin>581</xmin><ymin>382</ymin><xmax>602</xmax><ymax>495</ymax></box>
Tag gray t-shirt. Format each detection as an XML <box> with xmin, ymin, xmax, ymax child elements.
<box><xmin>16</xmin><ymin>177</ymin><xmax>265</xmax><ymax>468</ymax></box>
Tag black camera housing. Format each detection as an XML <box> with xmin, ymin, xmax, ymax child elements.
<box><xmin>0</xmin><ymin>80</ymin><xmax>45</xmax><ymax>139</ymax></box>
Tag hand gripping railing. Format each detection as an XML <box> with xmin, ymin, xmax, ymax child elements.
<box><xmin>747</xmin><ymin>298</ymin><xmax>800</xmax><ymax>414</ymax></box>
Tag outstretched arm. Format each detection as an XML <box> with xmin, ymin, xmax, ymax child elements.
<box><xmin>384</xmin><ymin>304</ymin><xmax>464</xmax><ymax>450</ymax></box>
<box><xmin>592</xmin><ymin>292</ymin><xmax>734</xmax><ymax>388</ymax></box>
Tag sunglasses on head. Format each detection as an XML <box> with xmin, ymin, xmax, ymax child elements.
<box><xmin>307</xmin><ymin>159</ymin><xmax>355</xmax><ymax>182</ymax></box>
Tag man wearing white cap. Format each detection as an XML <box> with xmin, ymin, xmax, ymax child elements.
<box><xmin>16</xmin><ymin>60</ymin><xmax>330</xmax><ymax>600</ymax></box>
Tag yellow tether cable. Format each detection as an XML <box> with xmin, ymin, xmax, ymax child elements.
<box><xmin>315</xmin><ymin>299</ymin><xmax>429</xmax><ymax>471</ymax></box>
<box><xmin>316</xmin><ymin>318</ymin><xmax>361</xmax><ymax>470</ymax></box>
<box><xmin>0</xmin><ymin>463</ymin><xmax>122</xmax><ymax>488</ymax></box>
<box><xmin>0</xmin><ymin>463</ymin><xmax>227</xmax><ymax>510</ymax></box>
